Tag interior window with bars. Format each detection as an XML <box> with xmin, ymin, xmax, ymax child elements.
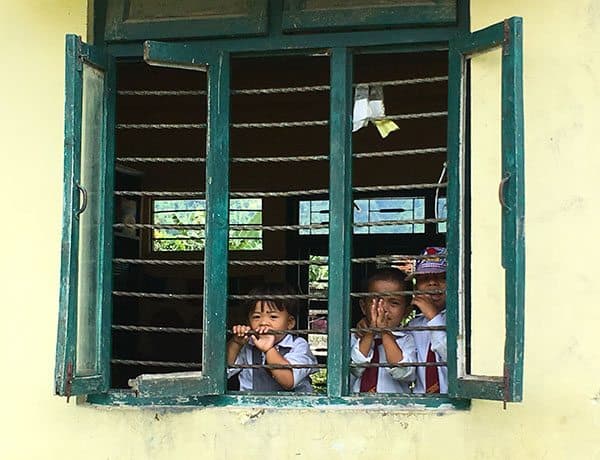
<box><xmin>107</xmin><ymin>50</ymin><xmax>451</xmax><ymax>396</ymax></box>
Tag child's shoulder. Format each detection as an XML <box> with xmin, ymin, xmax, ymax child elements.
<box><xmin>291</xmin><ymin>334</ymin><xmax>311</xmax><ymax>346</ymax></box>
<box><xmin>408</xmin><ymin>313</ymin><xmax>427</xmax><ymax>326</ymax></box>
<box><xmin>280</xmin><ymin>333</ymin><xmax>309</xmax><ymax>347</ymax></box>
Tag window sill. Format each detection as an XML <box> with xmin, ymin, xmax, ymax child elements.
<box><xmin>87</xmin><ymin>390</ymin><xmax>470</xmax><ymax>410</ymax></box>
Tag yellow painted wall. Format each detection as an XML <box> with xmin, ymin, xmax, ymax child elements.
<box><xmin>1</xmin><ymin>1</ymin><xmax>600</xmax><ymax>459</ymax></box>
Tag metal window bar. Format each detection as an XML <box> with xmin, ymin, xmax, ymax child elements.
<box><xmin>112</xmin><ymin>359</ymin><xmax>201</xmax><ymax>368</ymax></box>
<box><xmin>112</xmin><ymin>289</ymin><xmax>443</xmax><ymax>300</ymax></box>
<box><xmin>113</xmin><ymin>182</ymin><xmax>447</xmax><ymax>199</ymax></box>
<box><xmin>116</xmin><ymin>111</ymin><xmax>447</xmax><ymax>130</ymax></box>
<box><xmin>114</xmin><ymin>218</ymin><xmax>445</xmax><ymax>232</ymax></box>
<box><xmin>115</xmin><ymin>147</ymin><xmax>446</xmax><ymax>164</ymax></box>
<box><xmin>117</xmin><ymin>75</ymin><xmax>448</xmax><ymax>97</ymax></box>
<box><xmin>112</xmin><ymin>254</ymin><xmax>445</xmax><ymax>267</ymax></box>
<box><xmin>111</xmin><ymin>360</ymin><xmax>444</xmax><ymax>370</ymax></box>
<box><xmin>111</xmin><ymin>325</ymin><xmax>445</xmax><ymax>334</ymax></box>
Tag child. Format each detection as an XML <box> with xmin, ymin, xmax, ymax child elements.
<box><xmin>350</xmin><ymin>269</ymin><xmax>417</xmax><ymax>393</ymax></box>
<box><xmin>407</xmin><ymin>246</ymin><xmax>448</xmax><ymax>394</ymax></box>
<box><xmin>227</xmin><ymin>283</ymin><xmax>317</xmax><ymax>392</ymax></box>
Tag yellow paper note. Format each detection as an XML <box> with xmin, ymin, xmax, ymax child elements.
<box><xmin>373</xmin><ymin>119</ymin><xmax>399</xmax><ymax>138</ymax></box>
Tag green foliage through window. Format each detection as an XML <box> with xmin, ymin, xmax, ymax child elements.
<box><xmin>153</xmin><ymin>199</ymin><xmax>263</xmax><ymax>251</ymax></box>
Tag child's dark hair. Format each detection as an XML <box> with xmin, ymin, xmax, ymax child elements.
<box><xmin>244</xmin><ymin>282</ymin><xmax>299</xmax><ymax>319</ymax></box>
<box><xmin>361</xmin><ymin>267</ymin><xmax>412</xmax><ymax>308</ymax></box>
<box><xmin>363</xmin><ymin>267</ymin><xmax>409</xmax><ymax>295</ymax></box>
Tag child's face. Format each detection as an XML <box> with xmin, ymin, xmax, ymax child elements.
<box><xmin>414</xmin><ymin>273</ymin><xmax>446</xmax><ymax>310</ymax></box>
<box><xmin>361</xmin><ymin>279</ymin><xmax>408</xmax><ymax>328</ymax></box>
<box><xmin>248</xmin><ymin>301</ymin><xmax>295</xmax><ymax>334</ymax></box>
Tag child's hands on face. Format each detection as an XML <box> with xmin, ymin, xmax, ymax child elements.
<box><xmin>370</xmin><ymin>298</ymin><xmax>395</xmax><ymax>328</ymax></box>
<box><xmin>252</xmin><ymin>326</ymin><xmax>277</xmax><ymax>352</ymax></box>
<box><xmin>355</xmin><ymin>316</ymin><xmax>369</xmax><ymax>338</ymax></box>
<box><xmin>232</xmin><ymin>324</ymin><xmax>251</xmax><ymax>345</ymax></box>
<box><xmin>411</xmin><ymin>294</ymin><xmax>437</xmax><ymax>319</ymax></box>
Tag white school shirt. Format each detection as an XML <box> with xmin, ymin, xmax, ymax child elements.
<box><xmin>350</xmin><ymin>331</ymin><xmax>417</xmax><ymax>394</ymax></box>
<box><xmin>409</xmin><ymin>310</ymin><xmax>448</xmax><ymax>394</ymax></box>
<box><xmin>227</xmin><ymin>334</ymin><xmax>317</xmax><ymax>392</ymax></box>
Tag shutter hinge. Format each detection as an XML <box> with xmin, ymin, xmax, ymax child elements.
<box><xmin>65</xmin><ymin>361</ymin><xmax>73</xmax><ymax>403</ymax></box>
<box><xmin>76</xmin><ymin>40</ymin><xmax>89</xmax><ymax>72</ymax></box>
<box><xmin>503</xmin><ymin>19</ymin><xmax>510</xmax><ymax>56</ymax></box>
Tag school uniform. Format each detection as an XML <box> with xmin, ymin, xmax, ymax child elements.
<box><xmin>228</xmin><ymin>334</ymin><xmax>317</xmax><ymax>392</ymax></box>
<box><xmin>409</xmin><ymin>309</ymin><xmax>448</xmax><ymax>394</ymax></box>
<box><xmin>350</xmin><ymin>331</ymin><xmax>417</xmax><ymax>393</ymax></box>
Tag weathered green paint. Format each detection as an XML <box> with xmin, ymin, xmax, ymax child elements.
<box><xmin>130</xmin><ymin>45</ymin><xmax>230</xmax><ymax>397</ymax></box>
<box><xmin>327</xmin><ymin>47</ymin><xmax>353</xmax><ymax>398</ymax></box>
<box><xmin>445</xmin><ymin>41</ymin><xmax>462</xmax><ymax>401</ymax></box>
<box><xmin>446</xmin><ymin>17</ymin><xmax>524</xmax><ymax>402</ymax></box>
<box><xmin>55</xmin><ymin>34</ymin><xmax>81</xmax><ymax>396</ymax></box>
<box><xmin>454</xmin><ymin>377</ymin><xmax>504</xmax><ymax>401</ymax></box>
<box><xmin>104</xmin><ymin>0</ymin><xmax>268</xmax><ymax>42</ymax></box>
<box><xmin>143</xmin><ymin>41</ymin><xmax>209</xmax><ymax>70</ymax></box>
<box><xmin>89</xmin><ymin>0</ymin><xmax>105</xmax><ymax>45</ymax></box>
<box><xmin>202</xmin><ymin>50</ymin><xmax>231</xmax><ymax>395</ymax></box>
<box><xmin>110</xmin><ymin>25</ymin><xmax>459</xmax><ymax>59</ymax></box>
<box><xmin>100</xmin><ymin>47</ymin><xmax>117</xmax><ymax>391</ymax></box>
<box><xmin>500</xmin><ymin>17</ymin><xmax>525</xmax><ymax>402</ymax></box>
<box><xmin>128</xmin><ymin>372</ymin><xmax>215</xmax><ymax>398</ymax></box>
<box><xmin>282</xmin><ymin>0</ymin><xmax>456</xmax><ymax>32</ymax></box>
<box><xmin>452</xmin><ymin>21</ymin><xmax>505</xmax><ymax>55</ymax></box>
<box><xmin>88</xmin><ymin>390</ymin><xmax>470</xmax><ymax>409</ymax></box>
<box><xmin>456</xmin><ymin>0</ymin><xmax>470</xmax><ymax>33</ymax></box>
<box><xmin>55</xmin><ymin>35</ymin><xmax>113</xmax><ymax>397</ymax></box>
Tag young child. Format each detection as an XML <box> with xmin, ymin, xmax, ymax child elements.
<box><xmin>227</xmin><ymin>283</ymin><xmax>317</xmax><ymax>392</ymax></box>
<box><xmin>407</xmin><ymin>246</ymin><xmax>448</xmax><ymax>394</ymax></box>
<box><xmin>350</xmin><ymin>268</ymin><xmax>417</xmax><ymax>393</ymax></box>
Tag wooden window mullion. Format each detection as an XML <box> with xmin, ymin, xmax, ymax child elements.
<box><xmin>327</xmin><ymin>47</ymin><xmax>353</xmax><ymax>398</ymax></box>
<box><xmin>203</xmin><ymin>51</ymin><xmax>231</xmax><ymax>394</ymax></box>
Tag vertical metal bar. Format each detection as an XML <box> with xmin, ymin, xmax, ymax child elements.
<box><xmin>203</xmin><ymin>51</ymin><xmax>230</xmax><ymax>394</ymax></box>
<box><xmin>327</xmin><ymin>47</ymin><xmax>353</xmax><ymax>398</ymax></box>
<box><xmin>501</xmin><ymin>17</ymin><xmax>525</xmax><ymax>402</ymax></box>
<box><xmin>445</xmin><ymin>42</ymin><xmax>464</xmax><ymax>397</ymax></box>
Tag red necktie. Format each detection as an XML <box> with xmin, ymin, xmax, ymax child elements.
<box><xmin>425</xmin><ymin>344</ymin><xmax>440</xmax><ymax>393</ymax></box>
<box><xmin>360</xmin><ymin>338</ymin><xmax>382</xmax><ymax>393</ymax></box>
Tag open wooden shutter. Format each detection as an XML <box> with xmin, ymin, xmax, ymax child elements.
<box><xmin>55</xmin><ymin>35</ymin><xmax>116</xmax><ymax>398</ymax></box>
<box><xmin>125</xmin><ymin>42</ymin><xmax>230</xmax><ymax>398</ymax></box>
<box><xmin>446</xmin><ymin>17</ymin><xmax>525</xmax><ymax>402</ymax></box>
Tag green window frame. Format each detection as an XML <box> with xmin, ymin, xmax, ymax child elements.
<box><xmin>282</xmin><ymin>0</ymin><xmax>457</xmax><ymax>32</ymax></box>
<box><xmin>104</xmin><ymin>0</ymin><xmax>269</xmax><ymax>42</ymax></box>
<box><xmin>446</xmin><ymin>17</ymin><xmax>525</xmax><ymax>402</ymax></box>
<box><xmin>55</xmin><ymin>35</ymin><xmax>116</xmax><ymax>398</ymax></box>
<box><xmin>56</xmin><ymin>14</ymin><xmax>524</xmax><ymax>408</ymax></box>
